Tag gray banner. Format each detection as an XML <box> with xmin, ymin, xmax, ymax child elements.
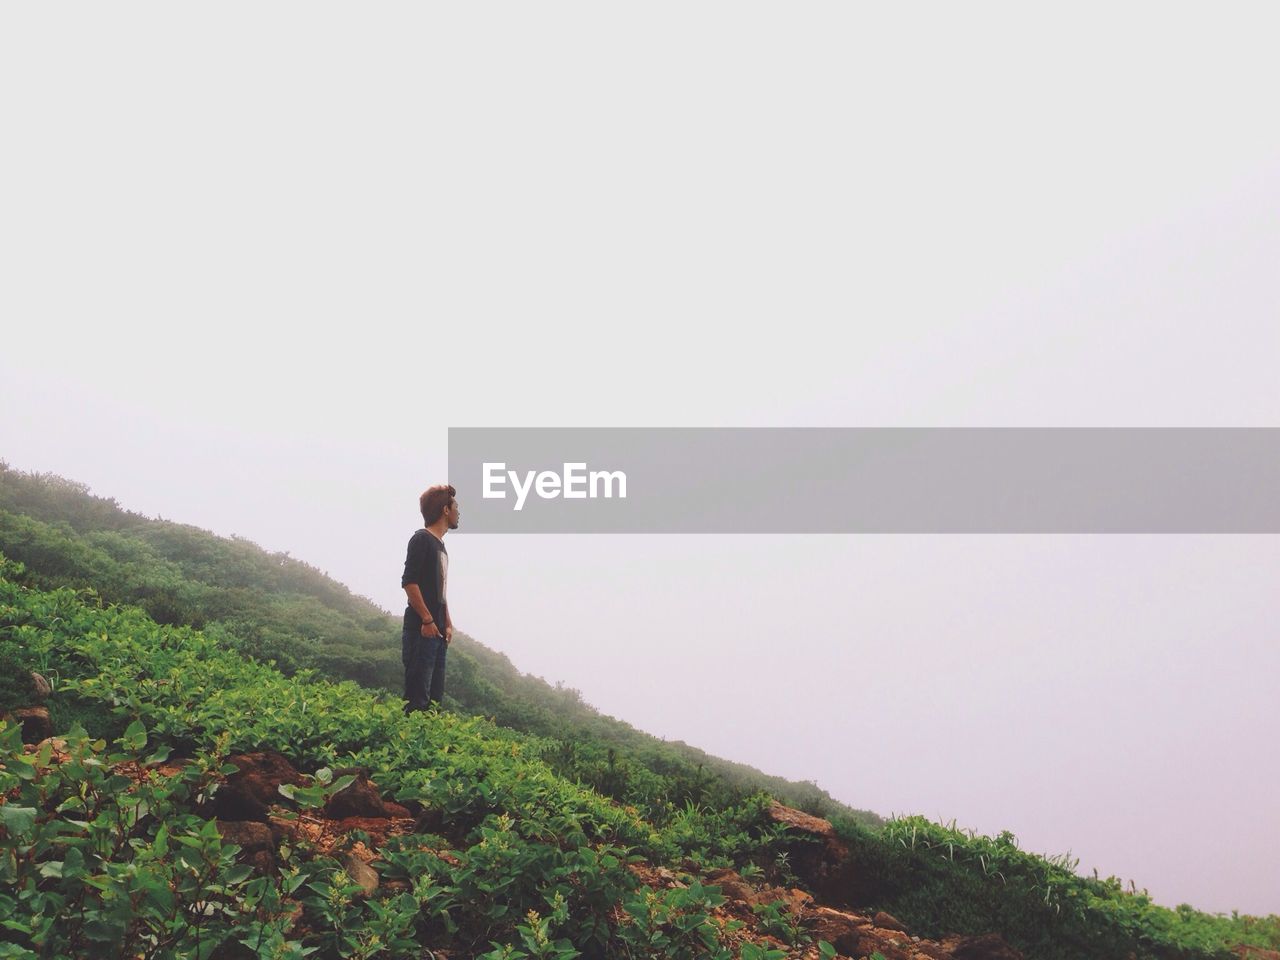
<box><xmin>447</xmin><ymin>428</ymin><xmax>1280</xmax><ymax>533</ymax></box>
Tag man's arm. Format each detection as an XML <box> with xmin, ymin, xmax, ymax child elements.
<box><xmin>444</xmin><ymin>606</ymin><xmax>453</xmax><ymax>643</ymax></box>
<box><xmin>404</xmin><ymin>584</ymin><xmax>441</xmax><ymax>637</ymax></box>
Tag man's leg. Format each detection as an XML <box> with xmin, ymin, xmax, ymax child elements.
<box><xmin>426</xmin><ymin>636</ymin><xmax>447</xmax><ymax>708</ymax></box>
<box><xmin>402</xmin><ymin>626</ymin><xmax>429</xmax><ymax>714</ymax></box>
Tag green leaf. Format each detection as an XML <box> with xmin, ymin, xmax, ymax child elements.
<box><xmin>0</xmin><ymin>805</ymin><xmax>37</xmax><ymax>837</ymax></box>
<box><xmin>145</xmin><ymin>745</ymin><xmax>172</xmax><ymax>766</ymax></box>
<box><xmin>120</xmin><ymin>719</ymin><xmax>148</xmax><ymax>752</ymax></box>
<box><xmin>64</xmin><ymin>846</ymin><xmax>85</xmax><ymax>879</ymax></box>
<box><xmin>329</xmin><ymin>775</ymin><xmax>356</xmax><ymax>796</ymax></box>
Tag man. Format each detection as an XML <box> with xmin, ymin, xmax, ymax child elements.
<box><xmin>400</xmin><ymin>484</ymin><xmax>459</xmax><ymax>714</ymax></box>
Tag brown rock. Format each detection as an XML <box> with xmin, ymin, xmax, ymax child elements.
<box><xmin>874</xmin><ymin>910</ymin><xmax>908</xmax><ymax>933</ymax></box>
<box><xmin>341</xmin><ymin>850</ymin><xmax>379</xmax><ymax>897</ymax></box>
<box><xmin>767</xmin><ymin>801</ymin><xmax>840</xmax><ymax>840</ymax></box>
<box><xmin>703</xmin><ymin>868</ymin><xmax>755</xmax><ymax>903</ymax></box>
<box><xmin>323</xmin><ymin>771</ymin><xmax>406</xmax><ymax>820</ymax></box>
<box><xmin>947</xmin><ymin>933</ymin><xmax>1024</xmax><ymax>960</ymax></box>
<box><xmin>216</xmin><ymin>821</ymin><xmax>279</xmax><ymax>875</ymax></box>
<box><xmin>208</xmin><ymin>752</ymin><xmax>308</xmax><ymax>822</ymax></box>
<box><xmin>216</xmin><ymin>820</ymin><xmax>276</xmax><ymax>856</ymax></box>
<box><xmin>29</xmin><ymin>673</ymin><xmax>51</xmax><ymax>702</ymax></box>
<box><xmin>1234</xmin><ymin>948</ymin><xmax>1280</xmax><ymax>960</ymax></box>
<box><xmin>764</xmin><ymin>800</ymin><xmax>855</xmax><ymax>903</ymax></box>
<box><xmin>808</xmin><ymin>906</ymin><xmax>870</xmax><ymax>956</ymax></box>
<box><xmin>244</xmin><ymin>849</ymin><xmax>277</xmax><ymax>874</ymax></box>
<box><xmin>856</xmin><ymin>929</ymin><xmax>913</xmax><ymax>960</ymax></box>
<box><xmin>13</xmin><ymin>706</ymin><xmax>52</xmax><ymax>744</ymax></box>
<box><xmin>654</xmin><ymin>866</ymin><xmax>680</xmax><ymax>883</ymax></box>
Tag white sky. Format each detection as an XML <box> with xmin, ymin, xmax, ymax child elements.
<box><xmin>3</xmin><ymin>3</ymin><xmax>1278</xmax><ymax>916</ymax></box>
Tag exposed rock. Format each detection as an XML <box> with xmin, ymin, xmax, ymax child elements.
<box><xmin>764</xmin><ymin>800</ymin><xmax>856</xmax><ymax>902</ymax></box>
<box><xmin>874</xmin><ymin>910</ymin><xmax>908</xmax><ymax>932</ymax></box>
<box><xmin>13</xmin><ymin>706</ymin><xmax>52</xmax><ymax>744</ymax></box>
<box><xmin>945</xmin><ymin>932</ymin><xmax>1025</xmax><ymax>960</ymax></box>
<box><xmin>341</xmin><ymin>850</ymin><xmax>379</xmax><ymax>897</ymax></box>
<box><xmin>750</xmin><ymin>884</ymin><xmax>813</xmax><ymax>912</ymax></box>
<box><xmin>1232</xmin><ymin>949</ymin><xmax>1280</xmax><ymax>960</ymax></box>
<box><xmin>654</xmin><ymin>866</ymin><xmax>684</xmax><ymax>885</ymax></box>
<box><xmin>767</xmin><ymin>801</ymin><xmax>841</xmax><ymax>840</ymax></box>
<box><xmin>244</xmin><ymin>849</ymin><xmax>277</xmax><ymax>874</ymax></box>
<box><xmin>29</xmin><ymin>672</ymin><xmax>51</xmax><ymax>702</ymax></box>
<box><xmin>323</xmin><ymin>771</ymin><xmax>410</xmax><ymax>820</ymax></box>
<box><xmin>703</xmin><ymin>867</ymin><xmax>756</xmax><ymax>903</ymax></box>
<box><xmin>206</xmin><ymin>751</ymin><xmax>308</xmax><ymax>822</ymax></box>
<box><xmin>855</xmin><ymin>929</ymin><xmax>914</xmax><ymax>960</ymax></box>
<box><xmin>216</xmin><ymin>820</ymin><xmax>276</xmax><ymax>856</ymax></box>
<box><xmin>808</xmin><ymin>905</ymin><xmax>870</xmax><ymax>956</ymax></box>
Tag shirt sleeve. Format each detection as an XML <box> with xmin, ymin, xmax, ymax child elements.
<box><xmin>401</xmin><ymin>533</ymin><xmax>427</xmax><ymax>588</ymax></box>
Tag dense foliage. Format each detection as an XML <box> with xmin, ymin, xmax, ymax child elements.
<box><xmin>3</xmin><ymin>463</ymin><xmax>1278</xmax><ymax>959</ymax></box>
<box><xmin>4</xmin><ymin>558</ymin><xmax>1278</xmax><ymax>959</ymax></box>
<box><xmin>837</xmin><ymin>817</ymin><xmax>1279</xmax><ymax>960</ymax></box>
<box><xmin>0</xmin><ymin>463</ymin><xmax>873</xmax><ymax>827</ymax></box>
<box><xmin>0</xmin><ymin>557</ymin><xmax>800</xmax><ymax>958</ymax></box>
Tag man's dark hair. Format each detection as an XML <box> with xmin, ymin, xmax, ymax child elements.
<box><xmin>420</xmin><ymin>484</ymin><xmax>456</xmax><ymax>525</ymax></box>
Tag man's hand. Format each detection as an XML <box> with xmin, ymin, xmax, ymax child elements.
<box><xmin>420</xmin><ymin>620</ymin><xmax>441</xmax><ymax>639</ymax></box>
<box><xmin>444</xmin><ymin>624</ymin><xmax>453</xmax><ymax>644</ymax></box>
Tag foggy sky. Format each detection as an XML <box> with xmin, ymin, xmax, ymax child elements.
<box><xmin>2</xmin><ymin>3</ymin><xmax>1278</xmax><ymax>915</ymax></box>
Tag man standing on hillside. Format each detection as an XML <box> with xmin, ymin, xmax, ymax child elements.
<box><xmin>400</xmin><ymin>484</ymin><xmax>459</xmax><ymax>714</ymax></box>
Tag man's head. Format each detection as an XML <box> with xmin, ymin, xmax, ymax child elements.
<box><xmin>420</xmin><ymin>484</ymin><xmax>460</xmax><ymax>530</ymax></box>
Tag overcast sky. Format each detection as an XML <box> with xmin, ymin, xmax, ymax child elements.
<box><xmin>2</xmin><ymin>3</ymin><xmax>1278</xmax><ymax>916</ymax></box>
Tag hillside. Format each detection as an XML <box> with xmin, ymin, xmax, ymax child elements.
<box><xmin>2</xmin><ymin>464</ymin><xmax>1279</xmax><ymax>958</ymax></box>
<box><xmin>4</xmin><ymin>558</ymin><xmax>1279</xmax><ymax>959</ymax></box>
<box><xmin>0</xmin><ymin>462</ymin><xmax>874</xmax><ymax>827</ymax></box>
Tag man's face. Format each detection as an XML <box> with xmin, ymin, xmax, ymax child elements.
<box><xmin>447</xmin><ymin>499</ymin><xmax>461</xmax><ymax>530</ymax></box>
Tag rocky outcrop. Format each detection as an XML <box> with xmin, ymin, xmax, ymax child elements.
<box><xmin>13</xmin><ymin>706</ymin><xmax>52</xmax><ymax>744</ymax></box>
<box><xmin>323</xmin><ymin>770</ymin><xmax>411</xmax><ymax>820</ymax></box>
<box><xmin>29</xmin><ymin>672</ymin><xmax>51</xmax><ymax>702</ymax></box>
<box><xmin>205</xmin><ymin>751</ymin><xmax>309</xmax><ymax>821</ymax></box>
<box><xmin>874</xmin><ymin>910</ymin><xmax>908</xmax><ymax>933</ymax></box>
<box><xmin>808</xmin><ymin>905</ymin><xmax>871</xmax><ymax>955</ymax></box>
<box><xmin>340</xmin><ymin>847</ymin><xmax>380</xmax><ymax>897</ymax></box>
<box><xmin>216</xmin><ymin>820</ymin><xmax>280</xmax><ymax>874</ymax></box>
<box><xmin>625</xmin><ymin>855</ymin><xmax>1033</xmax><ymax>960</ymax></box>
<box><xmin>765</xmin><ymin>800</ymin><xmax>859</xmax><ymax>904</ymax></box>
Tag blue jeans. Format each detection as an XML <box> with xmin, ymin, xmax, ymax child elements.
<box><xmin>402</xmin><ymin>625</ymin><xmax>447</xmax><ymax>713</ymax></box>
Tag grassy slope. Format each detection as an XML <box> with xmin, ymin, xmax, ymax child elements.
<box><xmin>1</xmin><ymin>556</ymin><xmax>790</xmax><ymax>959</ymax></box>
<box><xmin>5</xmin><ymin>558</ymin><xmax>1278</xmax><ymax>960</ymax></box>
<box><xmin>2</xmin><ymin>463</ymin><xmax>1277</xmax><ymax>959</ymax></box>
<box><xmin>0</xmin><ymin>462</ymin><xmax>877</xmax><ymax>827</ymax></box>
